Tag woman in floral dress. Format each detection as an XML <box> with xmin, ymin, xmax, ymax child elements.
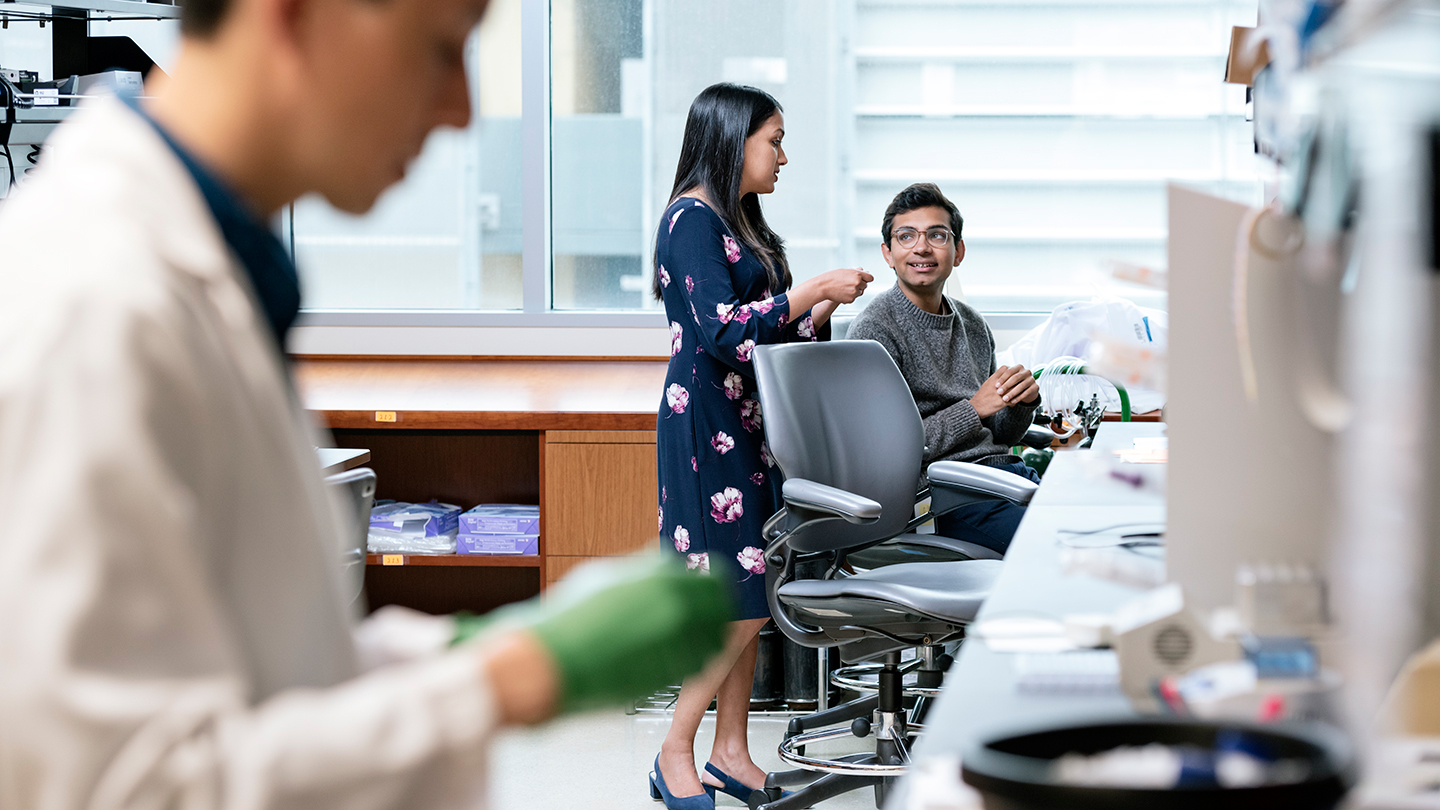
<box><xmin>650</xmin><ymin>83</ymin><xmax>873</xmax><ymax>809</ymax></box>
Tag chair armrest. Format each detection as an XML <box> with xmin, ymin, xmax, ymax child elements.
<box><xmin>926</xmin><ymin>461</ymin><xmax>1038</xmax><ymax>507</ymax></box>
<box><xmin>781</xmin><ymin>479</ymin><xmax>882</xmax><ymax>525</ymax></box>
<box><xmin>762</xmin><ymin>481</ymin><xmax>882</xmax><ymax>650</ymax></box>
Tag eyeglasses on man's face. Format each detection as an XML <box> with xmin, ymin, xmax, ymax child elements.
<box><xmin>891</xmin><ymin>227</ymin><xmax>955</xmax><ymax>249</ymax></box>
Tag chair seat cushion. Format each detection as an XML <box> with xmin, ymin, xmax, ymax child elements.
<box><xmin>778</xmin><ymin>559</ymin><xmax>1002</xmax><ymax>624</ymax></box>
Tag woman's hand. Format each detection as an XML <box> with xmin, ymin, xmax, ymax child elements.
<box><xmin>816</xmin><ymin>268</ymin><xmax>873</xmax><ymax>304</ymax></box>
<box><xmin>788</xmin><ymin>268</ymin><xmax>873</xmax><ymax>317</ymax></box>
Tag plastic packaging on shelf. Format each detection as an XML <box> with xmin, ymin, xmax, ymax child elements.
<box><xmin>367</xmin><ymin>501</ymin><xmax>461</xmax><ymax>555</ymax></box>
<box><xmin>456</xmin><ymin>504</ymin><xmax>540</xmax><ymax>555</ymax></box>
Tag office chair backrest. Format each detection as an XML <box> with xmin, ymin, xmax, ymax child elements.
<box><xmin>753</xmin><ymin>341</ymin><xmax>924</xmax><ymax>553</ymax></box>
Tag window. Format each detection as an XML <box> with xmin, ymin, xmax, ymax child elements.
<box><xmin>549</xmin><ymin>0</ymin><xmax>847</xmax><ymax>313</ymax></box>
<box><xmin>544</xmin><ymin>0</ymin><xmax>1260</xmax><ymax>318</ymax></box>
<box><xmin>849</xmin><ymin>0</ymin><xmax>1261</xmax><ymax>314</ymax></box>
<box><xmin>4</xmin><ymin>0</ymin><xmax>1253</xmax><ymax>321</ymax></box>
<box><xmin>549</xmin><ymin>0</ymin><xmax>647</xmax><ymax>310</ymax></box>
<box><xmin>295</xmin><ymin>0</ymin><xmax>1257</xmax><ymax>323</ymax></box>
<box><xmin>292</xmin><ymin>0</ymin><xmax>524</xmax><ymax>311</ymax></box>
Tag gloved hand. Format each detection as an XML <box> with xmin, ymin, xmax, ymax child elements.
<box><xmin>453</xmin><ymin>553</ymin><xmax>733</xmax><ymax>713</ymax></box>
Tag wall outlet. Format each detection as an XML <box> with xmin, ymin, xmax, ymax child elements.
<box><xmin>477</xmin><ymin>193</ymin><xmax>500</xmax><ymax>231</ymax></box>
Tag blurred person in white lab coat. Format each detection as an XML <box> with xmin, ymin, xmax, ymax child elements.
<box><xmin>0</xmin><ymin>0</ymin><xmax>732</xmax><ymax>808</ymax></box>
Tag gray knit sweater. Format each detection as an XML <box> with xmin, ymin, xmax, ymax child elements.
<box><xmin>849</xmin><ymin>285</ymin><xmax>1039</xmax><ymax>467</ymax></box>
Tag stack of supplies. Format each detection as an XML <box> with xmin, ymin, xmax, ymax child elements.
<box><xmin>367</xmin><ymin>501</ymin><xmax>462</xmax><ymax>555</ymax></box>
<box><xmin>458</xmin><ymin>504</ymin><xmax>540</xmax><ymax>555</ymax></box>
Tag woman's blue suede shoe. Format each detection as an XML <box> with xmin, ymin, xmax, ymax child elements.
<box><xmin>703</xmin><ymin>762</ymin><xmax>788</xmax><ymax>803</ymax></box>
<box><xmin>650</xmin><ymin>755</ymin><xmax>716</xmax><ymax>810</ymax></box>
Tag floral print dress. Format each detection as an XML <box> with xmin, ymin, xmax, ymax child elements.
<box><xmin>655</xmin><ymin>197</ymin><xmax>826</xmax><ymax>620</ymax></box>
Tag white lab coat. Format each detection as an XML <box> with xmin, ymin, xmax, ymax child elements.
<box><xmin>0</xmin><ymin>98</ymin><xmax>500</xmax><ymax>810</ymax></box>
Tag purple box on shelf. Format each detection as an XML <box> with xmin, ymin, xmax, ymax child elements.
<box><xmin>457</xmin><ymin>533</ymin><xmax>539</xmax><ymax>556</ymax></box>
<box><xmin>369</xmin><ymin>501</ymin><xmax>461</xmax><ymax>537</ymax></box>
<box><xmin>460</xmin><ymin>504</ymin><xmax>540</xmax><ymax>536</ymax></box>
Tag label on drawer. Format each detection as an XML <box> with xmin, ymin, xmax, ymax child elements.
<box><xmin>381</xmin><ymin>554</ymin><xmax>405</xmax><ymax>566</ymax></box>
<box><xmin>375</xmin><ymin>411</ymin><xmax>397</xmax><ymax>423</ymax></box>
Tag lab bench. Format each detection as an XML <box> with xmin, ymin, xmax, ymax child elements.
<box><xmin>886</xmin><ymin>421</ymin><xmax>1167</xmax><ymax>809</ymax></box>
<box><xmin>296</xmin><ymin>356</ymin><xmax>668</xmax><ymax>616</ymax></box>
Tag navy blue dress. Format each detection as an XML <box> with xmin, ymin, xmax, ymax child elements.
<box><xmin>655</xmin><ymin>197</ymin><xmax>827</xmax><ymax>620</ymax></box>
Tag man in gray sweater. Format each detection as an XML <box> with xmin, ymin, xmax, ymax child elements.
<box><xmin>849</xmin><ymin>183</ymin><xmax>1042</xmax><ymax>554</ymax></box>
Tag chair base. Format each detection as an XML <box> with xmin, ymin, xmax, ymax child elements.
<box><xmin>751</xmin><ymin>769</ymin><xmax>889</xmax><ymax>810</ymax></box>
<box><xmin>757</xmin><ymin>733</ymin><xmax>912</xmax><ymax>810</ymax></box>
<box><xmin>761</xmin><ymin>652</ymin><xmax>920</xmax><ymax>810</ymax></box>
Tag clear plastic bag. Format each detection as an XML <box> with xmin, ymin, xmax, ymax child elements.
<box><xmin>1001</xmin><ymin>295</ymin><xmax>1166</xmax><ymax>371</ymax></box>
<box><xmin>367</xmin><ymin>501</ymin><xmax>461</xmax><ymax>554</ymax></box>
<box><xmin>999</xmin><ymin>296</ymin><xmax>1167</xmax><ymax>415</ymax></box>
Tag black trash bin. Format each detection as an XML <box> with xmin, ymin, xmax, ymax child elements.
<box><xmin>780</xmin><ymin>633</ymin><xmax>818</xmax><ymax>711</ymax></box>
<box><xmin>780</xmin><ymin>559</ymin><xmax>825</xmax><ymax>711</ymax></box>
<box><xmin>961</xmin><ymin>718</ymin><xmax>1353</xmax><ymax>810</ymax></box>
<box><xmin>750</xmin><ymin>622</ymin><xmax>783</xmax><ymax>710</ymax></box>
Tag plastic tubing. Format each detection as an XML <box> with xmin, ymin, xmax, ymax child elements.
<box><xmin>1033</xmin><ymin>362</ymin><xmax>1131</xmax><ymax>422</ymax></box>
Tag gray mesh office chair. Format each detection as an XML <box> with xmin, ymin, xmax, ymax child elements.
<box><xmin>750</xmin><ymin>340</ymin><xmax>1037</xmax><ymax>810</ymax></box>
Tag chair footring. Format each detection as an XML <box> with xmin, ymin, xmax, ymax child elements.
<box><xmin>776</xmin><ymin>725</ymin><xmax>923</xmax><ymax>776</ymax></box>
<box><xmin>830</xmin><ymin>664</ymin><xmax>944</xmax><ymax>698</ymax></box>
<box><xmin>765</xmin><ymin>752</ymin><xmax>876</xmax><ymax>789</ymax></box>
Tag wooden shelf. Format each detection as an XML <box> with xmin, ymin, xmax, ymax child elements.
<box><xmin>367</xmin><ymin>553</ymin><xmax>541</xmax><ymax>568</ymax></box>
<box><xmin>1104</xmin><ymin>409</ymin><xmax>1163</xmax><ymax>423</ymax></box>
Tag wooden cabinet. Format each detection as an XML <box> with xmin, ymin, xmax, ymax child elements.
<box><xmin>544</xmin><ymin>430</ymin><xmax>658</xmax><ymax>585</ymax></box>
<box><xmin>297</xmin><ymin>358</ymin><xmax>666</xmax><ymax>615</ymax></box>
<box><xmin>328</xmin><ymin>427</ymin><xmax>545</xmax><ymax>615</ymax></box>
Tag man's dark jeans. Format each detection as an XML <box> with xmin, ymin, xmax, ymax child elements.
<box><xmin>931</xmin><ymin>459</ymin><xmax>1041</xmax><ymax>557</ymax></box>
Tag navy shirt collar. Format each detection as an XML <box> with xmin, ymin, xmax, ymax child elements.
<box><xmin>119</xmin><ymin>94</ymin><xmax>301</xmax><ymax>348</ymax></box>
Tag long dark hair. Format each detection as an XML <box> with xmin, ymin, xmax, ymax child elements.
<box><xmin>653</xmin><ymin>83</ymin><xmax>790</xmax><ymax>300</ymax></box>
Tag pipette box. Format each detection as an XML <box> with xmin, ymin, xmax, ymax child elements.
<box><xmin>457</xmin><ymin>532</ymin><xmax>539</xmax><ymax>556</ymax></box>
<box><xmin>459</xmin><ymin>504</ymin><xmax>540</xmax><ymax>535</ymax></box>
